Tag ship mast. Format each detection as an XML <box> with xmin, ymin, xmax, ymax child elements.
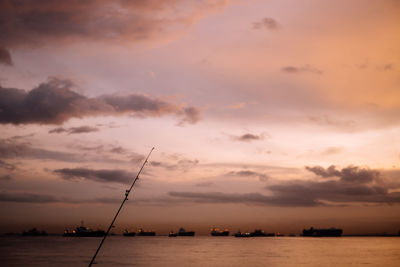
<box><xmin>88</xmin><ymin>147</ymin><xmax>155</xmax><ymax>267</ymax></box>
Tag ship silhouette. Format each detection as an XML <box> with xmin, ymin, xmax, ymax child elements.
<box><xmin>137</xmin><ymin>228</ymin><xmax>156</xmax><ymax>236</ymax></box>
<box><xmin>210</xmin><ymin>227</ymin><xmax>229</xmax><ymax>236</ymax></box>
<box><xmin>63</xmin><ymin>223</ymin><xmax>105</xmax><ymax>237</ymax></box>
<box><xmin>22</xmin><ymin>228</ymin><xmax>47</xmax><ymax>236</ymax></box>
<box><xmin>122</xmin><ymin>229</ymin><xmax>136</xmax><ymax>236</ymax></box>
<box><xmin>302</xmin><ymin>227</ymin><xmax>343</xmax><ymax>237</ymax></box>
<box><xmin>177</xmin><ymin>227</ymin><xmax>195</xmax><ymax>236</ymax></box>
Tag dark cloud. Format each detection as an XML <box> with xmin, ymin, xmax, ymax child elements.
<box><xmin>49</xmin><ymin>125</ymin><xmax>99</xmax><ymax>134</ymax></box>
<box><xmin>0</xmin><ymin>191</ymin><xmax>121</xmax><ymax>204</ymax></box>
<box><xmin>0</xmin><ymin>159</ymin><xmax>16</xmax><ymax>170</ymax></box>
<box><xmin>305</xmin><ymin>165</ymin><xmax>380</xmax><ymax>183</ymax></box>
<box><xmin>281</xmin><ymin>65</ymin><xmax>323</xmax><ymax>75</ymax></box>
<box><xmin>48</xmin><ymin>127</ymin><xmax>67</xmax><ymax>134</ymax></box>
<box><xmin>0</xmin><ymin>78</ymin><xmax>201</xmax><ymax>125</ymax></box>
<box><xmin>232</xmin><ymin>133</ymin><xmax>264</xmax><ymax>142</ymax></box>
<box><xmin>168</xmin><ymin>180</ymin><xmax>400</xmax><ymax>207</ymax></box>
<box><xmin>179</xmin><ymin>107</ymin><xmax>202</xmax><ymax>125</ymax></box>
<box><xmin>167</xmin><ymin>165</ymin><xmax>400</xmax><ymax>206</ymax></box>
<box><xmin>0</xmin><ymin>136</ymin><xmax>82</xmax><ymax>162</ymax></box>
<box><xmin>0</xmin><ymin>191</ymin><xmax>59</xmax><ymax>203</ymax></box>
<box><xmin>305</xmin><ymin>165</ymin><xmax>341</xmax><ymax>178</ymax></box>
<box><xmin>109</xmin><ymin>146</ymin><xmax>127</xmax><ymax>154</ymax></box>
<box><xmin>0</xmin><ymin>0</ymin><xmax>229</xmax><ymax>62</ymax></box>
<box><xmin>0</xmin><ymin>175</ymin><xmax>12</xmax><ymax>181</ymax></box>
<box><xmin>0</xmin><ymin>47</ymin><xmax>12</xmax><ymax>66</ymax></box>
<box><xmin>226</xmin><ymin>170</ymin><xmax>269</xmax><ymax>181</ymax></box>
<box><xmin>150</xmin><ymin>158</ymin><xmax>199</xmax><ymax>171</ymax></box>
<box><xmin>253</xmin><ymin>17</ymin><xmax>279</xmax><ymax>30</ymax></box>
<box><xmin>54</xmin><ymin>168</ymin><xmax>135</xmax><ymax>184</ymax></box>
<box><xmin>168</xmin><ymin>191</ymin><xmax>322</xmax><ymax>206</ymax></box>
<box><xmin>265</xmin><ymin>180</ymin><xmax>399</xmax><ymax>205</ymax></box>
<box><xmin>0</xmin><ymin>137</ymin><xmax>126</xmax><ymax>164</ymax></box>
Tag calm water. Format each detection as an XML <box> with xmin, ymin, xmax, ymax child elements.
<box><xmin>1</xmin><ymin>236</ymin><xmax>399</xmax><ymax>266</ymax></box>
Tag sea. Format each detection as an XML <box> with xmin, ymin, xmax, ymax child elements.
<box><xmin>1</xmin><ymin>236</ymin><xmax>399</xmax><ymax>266</ymax></box>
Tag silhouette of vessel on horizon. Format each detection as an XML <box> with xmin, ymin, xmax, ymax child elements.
<box><xmin>302</xmin><ymin>227</ymin><xmax>343</xmax><ymax>237</ymax></box>
<box><xmin>168</xmin><ymin>231</ymin><xmax>178</xmax><ymax>237</ymax></box>
<box><xmin>252</xmin><ymin>229</ymin><xmax>275</xmax><ymax>237</ymax></box>
<box><xmin>63</xmin><ymin>224</ymin><xmax>105</xmax><ymax>237</ymax></box>
<box><xmin>137</xmin><ymin>228</ymin><xmax>156</xmax><ymax>236</ymax></box>
<box><xmin>234</xmin><ymin>229</ymin><xmax>275</xmax><ymax>237</ymax></box>
<box><xmin>122</xmin><ymin>229</ymin><xmax>136</xmax><ymax>236</ymax></box>
<box><xmin>234</xmin><ymin>231</ymin><xmax>253</xmax><ymax>237</ymax></box>
<box><xmin>177</xmin><ymin>227</ymin><xmax>195</xmax><ymax>236</ymax></box>
<box><xmin>210</xmin><ymin>227</ymin><xmax>229</xmax><ymax>236</ymax></box>
<box><xmin>22</xmin><ymin>228</ymin><xmax>47</xmax><ymax>236</ymax></box>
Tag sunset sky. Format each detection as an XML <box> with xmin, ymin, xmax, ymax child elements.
<box><xmin>1</xmin><ymin>0</ymin><xmax>400</xmax><ymax>235</ymax></box>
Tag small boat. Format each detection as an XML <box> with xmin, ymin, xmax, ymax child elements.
<box><xmin>168</xmin><ymin>231</ymin><xmax>178</xmax><ymax>237</ymax></box>
<box><xmin>234</xmin><ymin>231</ymin><xmax>253</xmax><ymax>237</ymax></box>
<box><xmin>123</xmin><ymin>230</ymin><xmax>136</xmax><ymax>237</ymax></box>
<box><xmin>210</xmin><ymin>227</ymin><xmax>229</xmax><ymax>236</ymax></box>
<box><xmin>63</xmin><ymin>225</ymin><xmax>105</xmax><ymax>237</ymax></box>
<box><xmin>22</xmin><ymin>228</ymin><xmax>48</xmax><ymax>236</ymax></box>
<box><xmin>137</xmin><ymin>228</ymin><xmax>156</xmax><ymax>236</ymax></box>
<box><xmin>177</xmin><ymin>227</ymin><xmax>195</xmax><ymax>236</ymax></box>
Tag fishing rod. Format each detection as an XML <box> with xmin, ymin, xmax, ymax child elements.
<box><xmin>88</xmin><ymin>147</ymin><xmax>155</xmax><ymax>267</ymax></box>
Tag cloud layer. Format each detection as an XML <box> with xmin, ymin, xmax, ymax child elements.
<box><xmin>231</xmin><ymin>133</ymin><xmax>265</xmax><ymax>142</ymax></box>
<box><xmin>281</xmin><ymin>65</ymin><xmax>323</xmax><ymax>75</ymax></box>
<box><xmin>167</xmin><ymin>165</ymin><xmax>400</xmax><ymax>206</ymax></box>
<box><xmin>0</xmin><ymin>78</ymin><xmax>201</xmax><ymax>125</ymax></box>
<box><xmin>54</xmin><ymin>168</ymin><xmax>135</xmax><ymax>184</ymax></box>
<box><xmin>49</xmin><ymin>126</ymin><xmax>99</xmax><ymax>134</ymax></box>
<box><xmin>0</xmin><ymin>47</ymin><xmax>12</xmax><ymax>65</ymax></box>
<box><xmin>0</xmin><ymin>0</ymin><xmax>229</xmax><ymax>63</ymax></box>
<box><xmin>253</xmin><ymin>17</ymin><xmax>279</xmax><ymax>30</ymax></box>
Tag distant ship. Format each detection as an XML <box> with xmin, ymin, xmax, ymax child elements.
<box><xmin>210</xmin><ymin>228</ymin><xmax>229</xmax><ymax>236</ymax></box>
<box><xmin>122</xmin><ymin>230</ymin><xmax>136</xmax><ymax>237</ymax></box>
<box><xmin>177</xmin><ymin>227</ymin><xmax>195</xmax><ymax>236</ymax></box>
<box><xmin>168</xmin><ymin>231</ymin><xmax>178</xmax><ymax>237</ymax></box>
<box><xmin>234</xmin><ymin>231</ymin><xmax>253</xmax><ymax>237</ymax></box>
<box><xmin>63</xmin><ymin>225</ymin><xmax>105</xmax><ymax>237</ymax></box>
<box><xmin>137</xmin><ymin>228</ymin><xmax>156</xmax><ymax>236</ymax></box>
<box><xmin>22</xmin><ymin>228</ymin><xmax>48</xmax><ymax>236</ymax></box>
<box><xmin>251</xmin><ymin>229</ymin><xmax>275</xmax><ymax>237</ymax></box>
<box><xmin>302</xmin><ymin>227</ymin><xmax>343</xmax><ymax>237</ymax></box>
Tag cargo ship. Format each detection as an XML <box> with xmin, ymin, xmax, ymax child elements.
<box><xmin>302</xmin><ymin>227</ymin><xmax>343</xmax><ymax>237</ymax></box>
<box><xmin>22</xmin><ymin>228</ymin><xmax>48</xmax><ymax>236</ymax></box>
<box><xmin>234</xmin><ymin>231</ymin><xmax>252</xmax><ymax>237</ymax></box>
<box><xmin>122</xmin><ymin>230</ymin><xmax>136</xmax><ymax>236</ymax></box>
<box><xmin>137</xmin><ymin>228</ymin><xmax>156</xmax><ymax>236</ymax></box>
<box><xmin>177</xmin><ymin>227</ymin><xmax>195</xmax><ymax>236</ymax></box>
<box><xmin>210</xmin><ymin>228</ymin><xmax>229</xmax><ymax>236</ymax></box>
<box><xmin>251</xmin><ymin>229</ymin><xmax>275</xmax><ymax>237</ymax></box>
<box><xmin>63</xmin><ymin>225</ymin><xmax>105</xmax><ymax>237</ymax></box>
<box><xmin>168</xmin><ymin>231</ymin><xmax>178</xmax><ymax>237</ymax></box>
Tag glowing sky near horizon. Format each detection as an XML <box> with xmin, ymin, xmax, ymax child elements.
<box><xmin>0</xmin><ymin>0</ymin><xmax>399</xmax><ymax>234</ymax></box>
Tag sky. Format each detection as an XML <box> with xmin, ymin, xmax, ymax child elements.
<box><xmin>0</xmin><ymin>0</ymin><xmax>400</xmax><ymax>235</ymax></box>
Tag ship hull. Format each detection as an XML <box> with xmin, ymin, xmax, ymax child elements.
<box><xmin>211</xmin><ymin>232</ymin><xmax>229</xmax><ymax>236</ymax></box>
<box><xmin>123</xmin><ymin>232</ymin><xmax>136</xmax><ymax>237</ymax></box>
<box><xmin>63</xmin><ymin>231</ymin><xmax>105</xmax><ymax>237</ymax></box>
<box><xmin>137</xmin><ymin>232</ymin><xmax>156</xmax><ymax>236</ymax></box>
<box><xmin>178</xmin><ymin>232</ymin><xmax>195</xmax><ymax>236</ymax></box>
<box><xmin>302</xmin><ymin>227</ymin><xmax>342</xmax><ymax>237</ymax></box>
